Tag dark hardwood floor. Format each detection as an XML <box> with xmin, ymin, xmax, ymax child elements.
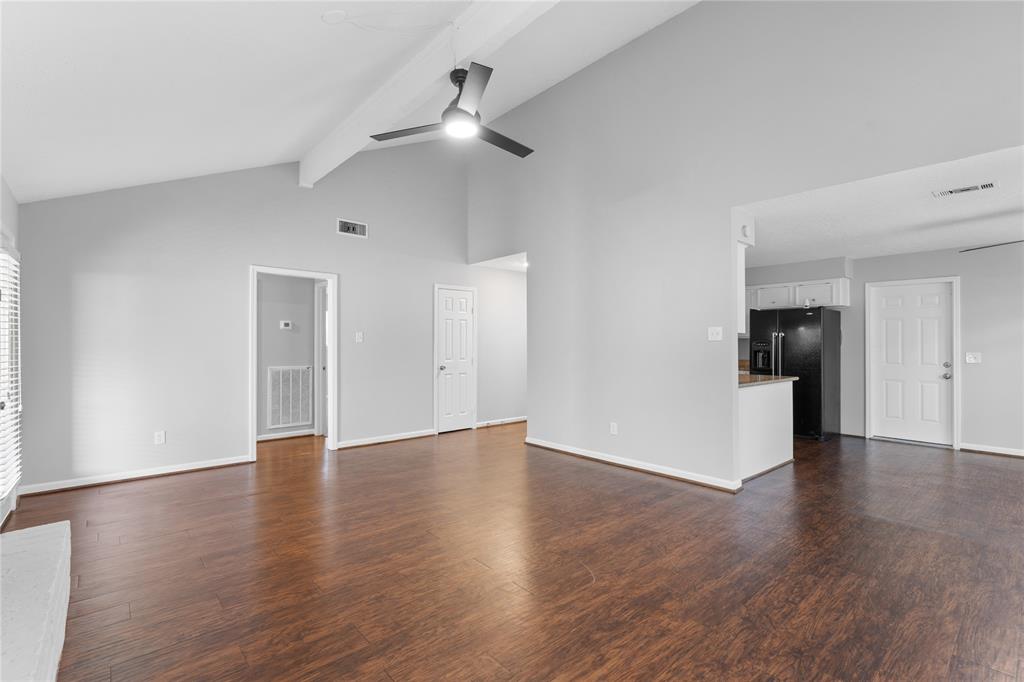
<box><xmin>5</xmin><ymin>424</ymin><xmax>1023</xmax><ymax>681</ymax></box>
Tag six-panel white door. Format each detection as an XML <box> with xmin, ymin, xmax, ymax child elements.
<box><xmin>436</xmin><ymin>287</ymin><xmax>476</xmax><ymax>433</ymax></box>
<box><xmin>869</xmin><ymin>281</ymin><xmax>953</xmax><ymax>445</ymax></box>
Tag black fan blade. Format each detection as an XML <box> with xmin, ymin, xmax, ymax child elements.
<box><xmin>478</xmin><ymin>125</ymin><xmax>533</xmax><ymax>158</ymax></box>
<box><xmin>370</xmin><ymin>122</ymin><xmax>442</xmax><ymax>142</ymax></box>
<box><xmin>456</xmin><ymin>62</ymin><xmax>492</xmax><ymax>115</ymax></box>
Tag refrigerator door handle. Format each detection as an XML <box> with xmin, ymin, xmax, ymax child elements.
<box><xmin>779</xmin><ymin>332</ymin><xmax>785</xmax><ymax>375</ymax></box>
<box><xmin>771</xmin><ymin>331</ymin><xmax>778</xmax><ymax>376</ymax></box>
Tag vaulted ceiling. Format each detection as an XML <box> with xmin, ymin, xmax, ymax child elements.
<box><xmin>2</xmin><ymin>1</ymin><xmax>696</xmax><ymax>202</ymax></box>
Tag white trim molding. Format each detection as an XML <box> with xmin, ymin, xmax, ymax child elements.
<box><xmin>257</xmin><ymin>429</ymin><xmax>315</xmax><ymax>442</ymax></box>
<box><xmin>524</xmin><ymin>437</ymin><xmax>743</xmax><ymax>493</ymax></box>
<box><xmin>250</xmin><ymin>265</ymin><xmax>339</xmax><ymax>462</ymax></box>
<box><xmin>0</xmin><ymin>489</ymin><xmax>16</xmax><ymax>528</ymax></box>
<box><xmin>476</xmin><ymin>416</ymin><xmax>527</xmax><ymax>428</ymax></box>
<box><xmin>864</xmin><ymin>276</ymin><xmax>962</xmax><ymax>450</ymax></box>
<box><xmin>17</xmin><ymin>456</ymin><xmax>252</xmax><ymax>496</ymax></box>
<box><xmin>335</xmin><ymin>429</ymin><xmax>436</xmax><ymax>450</ymax></box>
<box><xmin>959</xmin><ymin>442</ymin><xmax>1024</xmax><ymax>458</ymax></box>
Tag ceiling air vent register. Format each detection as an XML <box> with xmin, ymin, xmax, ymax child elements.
<box><xmin>337</xmin><ymin>219</ymin><xmax>368</xmax><ymax>238</ymax></box>
<box><xmin>931</xmin><ymin>182</ymin><xmax>997</xmax><ymax>198</ymax></box>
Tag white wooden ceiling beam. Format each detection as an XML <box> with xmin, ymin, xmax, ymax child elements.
<box><xmin>297</xmin><ymin>0</ymin><xmax>558</xmax><ymax>188</ymax></box>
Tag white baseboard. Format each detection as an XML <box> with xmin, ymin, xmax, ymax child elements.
<box><xmin>334</xmin><ymin>429</ymin><xmax>436</xmax><ymax>450</ymax></box>
<box><xmin>476</xmin><ymin>416</ymin><xmax>527</xmax><ymax>428</ymax></box>
<box><xmin>0</xmin><ymin>488</ymin><xmax>16</xmax><ymax>527</ymax></box>
<box><xmin>17</xmin><ymin>455</ymin><xmax>252</xmax><ymax>496</ymax></box>
<box><xmin>524</xmin><ymin>436</ymin><xmax>743</xmax><ymax>492</ymax></box>
<box><xmin>257</xmin><ymin>429</ymin><xmax>315</xmax><ymax>442</ymax></box>
<box><xmin>960</xmin><ymin>442</ymin><xmax>1024</xmax><ymax>458</ymax></box>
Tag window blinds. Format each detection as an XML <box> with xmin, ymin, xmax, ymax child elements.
<box><xmin>0</xmin><ymin>251</ymin><xmax>21</xmax><ymax>501</ymax></box>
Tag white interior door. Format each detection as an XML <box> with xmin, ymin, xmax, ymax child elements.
<box><xmin>436</xmin><ymin>287</ymin><xmax>476</xmax><ymax>433</ymax></box>
<box><xmin>869</xmin><ymin>281</ymin><xmax>954</xmax><ymax>445</ymax></box>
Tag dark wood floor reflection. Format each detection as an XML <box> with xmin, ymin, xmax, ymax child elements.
<box><xmin>6</xmin><ymin>424</ymin><xmax>1023</xmax><ymax>680</ymax></box>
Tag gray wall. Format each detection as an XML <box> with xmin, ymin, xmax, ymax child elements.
<box><xmin>476</xmin><ymin>269</ymin><xmax>528</xmax><ymax>422</ymax></box>
<box><xmin>257</xmin><ymin>273</ymin><xmax>315</xmax><ymax>437</ymax></box>
<box><xmin>467</xmin><ymin>1</ymin><xmax>1023</xmax><ymax>483</ymax></box>
<box><xmin>746</xmin><ymin>257</ymin><xmax>852</xmax><ymax>286</ymax></box>
<box><xmin>1</xmin><ymin>177</ymin><xmax>17</xmax><ymax>251</ymax></box>
<box><xmin>19</xmin><ymin>142</ymin><xmax>527</xmax><ymax>487</ymax></box>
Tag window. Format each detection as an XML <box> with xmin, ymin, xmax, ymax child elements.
<box><xmin>0</xmin><ymin>251</ymin><xmax>21</xmax><ymax>502</ymax></box>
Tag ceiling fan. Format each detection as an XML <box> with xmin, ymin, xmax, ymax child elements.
<box><xmin>370</xmin><ymin>62</ymin><xmax>533</xmax><ymax>158</ymax></box>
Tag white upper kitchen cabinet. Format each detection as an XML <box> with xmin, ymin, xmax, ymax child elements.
<box><xmin>750</xmin><ymin>278</ymin><xmax>851</xmax><ymax>310</ymax></box>
<box><xmin>756</xmin><ymin>284</ymin><xmax>795</xmax><ymax>309</ymax></box>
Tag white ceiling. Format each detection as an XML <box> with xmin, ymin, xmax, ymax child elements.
<box><xmin>1</xmin><ymin>1</ymin><xmax>469</xmax><ymax>202</ymax></box>
<box><xmin>473</xmin><ymin>251</ymin><xmax>528</xmax><ymax>272</ymax></box>
<box><xmin>2</xmin><ymin>1</ymin><xmax>696</xmax><ymax>203</ymax></box>
<box><xmin>743</xmin><ymin>146</ymin><xmax>1024</xmax><ymax>267</ymax></box>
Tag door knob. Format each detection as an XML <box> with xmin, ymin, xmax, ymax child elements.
<box><xmin>439</xmin><ymin>365</ymin><xmax>446</xmax><ymax>371</ymax></box>
<box><xmin>942</xmin><ymin>372</ymin><xmax>952</xmax><ymax>380</ymax></box>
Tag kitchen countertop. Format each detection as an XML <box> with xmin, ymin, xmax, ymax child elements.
<box><xmin>738</xmin><ymin>373</ymin><xmax>799</xmax><ymax>388</ymax></box>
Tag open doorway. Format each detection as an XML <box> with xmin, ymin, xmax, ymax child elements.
<box><xmin>444</xmin><ymin>251</ymin><xmax>528</xmax><ymax>434</ymax></box>
<box><xmin>734</xmin><ymin>146</ymin><xmax>1022</xmax><ymax>458</ymax></box>
<box><xmin>248</xmin><ymin>265</ymin><xmax>338</xmax><ymax>459</ymax></box>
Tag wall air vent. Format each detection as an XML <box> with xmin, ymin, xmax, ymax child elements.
<box><xmin>337</xmin><ymin>219</ymin><xmax>368</xmax><ymax>238</ymax></box>
<box><xmin>931</xmin><ymin>181</ymin><xmax>997</xmax><ymax>198</ymax></box>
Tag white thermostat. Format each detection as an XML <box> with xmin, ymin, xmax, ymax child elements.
<box><xmin>279</xmin><ymin>321</ymin><xmax>293</xmax><ymax>330</ymax></box>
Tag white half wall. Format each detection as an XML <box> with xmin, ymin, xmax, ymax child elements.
<box><xmin>468</xmin><ymin>0</ymin><xmax>1023</xmax><ymax>483</ymax></box>
<box><xmin>18</xmin><ymin>142</ymin><xmax>527</xmax><ymax>488</ymax></box>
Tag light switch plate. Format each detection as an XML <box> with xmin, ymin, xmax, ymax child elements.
<box><xmin>279</xmin><ymin>320</ymin><xmax>293</xmax><ymax>330</ymax></box>
<box><xmin>153</xmin><ymin>430</ymin><xmax>166</xmax><ymax>445</ymax></box>
<box><xmin>965</xmin><ymin>352</ymin><xmax>982</xmax><ymax>364</ymax></box>
<box><xmin>707</xmin><ymin>326</ymin><xmax>724</xmax><ymax>341</ymax></box>
<box><xmin>355</xmin><ymin>331</ymin><xmax>364</xmax><ymax>343</ymax></box>
<box><xmin>609</xmin><ymin>421</ymin><xmax>618</xmax><ymax>436</ymax></box>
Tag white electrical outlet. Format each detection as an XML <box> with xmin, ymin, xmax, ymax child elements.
<box><xmin>707</xmin><ymin>326</ymin><xmax>724</xmax><ymax>341</ymax></box>
<box><xmin>153</xmin><ymin>430</ymin><xmax>166</xmax><ymax>445</ymax></box>
<box><xmin>355</xmin><ymin>331</ymin><xmax>364</xmax><ymax>343</ymax></box>
<box><xmin>965</xmin><ymin>352</ymin><xmax>982</xmax><ymax>364</ymax></box>
<box><xmin>609</xmin><ymin>421</ymin><xmax>618</xmax><ymax>436</ymax></box>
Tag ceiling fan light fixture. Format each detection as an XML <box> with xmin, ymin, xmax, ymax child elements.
<box><xmin>442</xmin><ymin>108</ymin><xmax>478</xmax><ymax>138</ymax></box>
<box><xmin>444</xmin><ymin>119</ymin><xmax>478</xmax><ymax>138</ymax></box>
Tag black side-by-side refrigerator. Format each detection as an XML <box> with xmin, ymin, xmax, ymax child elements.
<box><xmin>749</xmin><ymin>307</ymin><xmax>841</xmax><ymax>440</ymax></box>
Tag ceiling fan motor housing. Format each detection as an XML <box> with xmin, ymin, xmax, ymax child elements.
<box><xmin>449</xmin><ymin>68</ymin><xmax>469</xmax><ymax>87</ymax></box>
<box><xmin>442</xmin><ymin>104</ymin><xmax>481</xmax><ymax>125</ymax></box>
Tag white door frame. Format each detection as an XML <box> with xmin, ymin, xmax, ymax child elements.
<box><xmin>313</xmin><ymin>281</ymin><xmax>328</xmax><ymax>436</ymax></box>
<box><xmin>864</xmin><ymin>276</ymin><xmax>961</xmax><ymax>450</ymax></box>
<box><xmin>249</xmin><ymin>265</ymin><xmax>339</xmax><ymax>459</ymax></box>
<box><xmin>432</xmin><ymin>284</ymin><xmax>478</xmax><ymax>434</ymax></box>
